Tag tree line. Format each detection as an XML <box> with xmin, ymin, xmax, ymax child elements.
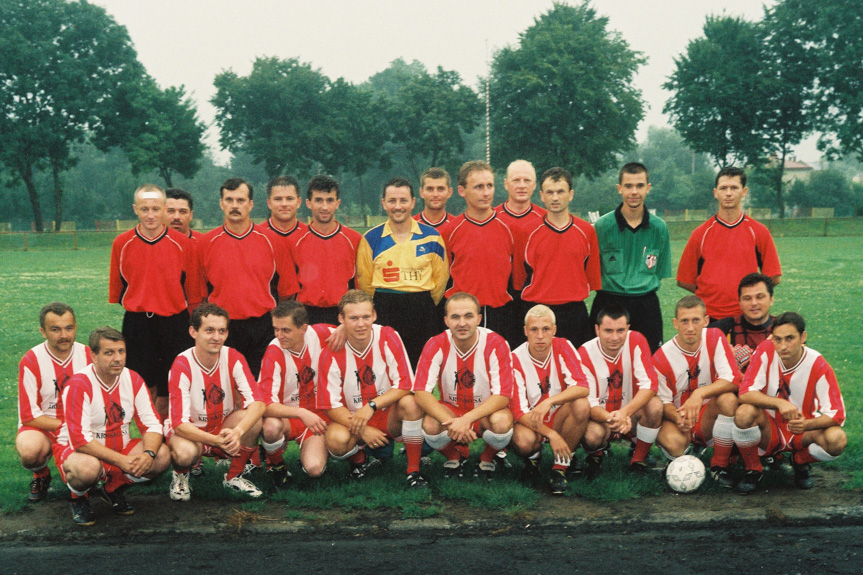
<box><xmin>1</xmin><ymin>0</ymin><xmax>861</xmax><ymax>231</ymax></box>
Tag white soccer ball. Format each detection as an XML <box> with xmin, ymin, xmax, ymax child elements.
<box><xmin>665</xmin><ymin>454</ymin><xmax>706</xmax><ymax>493</ymax></box>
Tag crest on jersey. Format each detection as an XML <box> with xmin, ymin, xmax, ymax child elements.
<box><xmin>356</xmin><ymin>365</ymin><xmax>377</xmax><ymax>388</ymax></box>
<box><xmin>455</xmin><ymin>367</ymin><xmax>476</xmax><ymax>389</ymax></box>
<box><xmin>205</xmin><ymin>381</ymin><xmax>226</xmax><ymax>405</ymax></box>
<box><xmin>539</xmin><ymin>374</ymin><xmax>551</xmax><ymax>395</ymax></box>
<box><xmin>105</xmin><ymin>400</ymin><xmax>126</xmax><ymax>425</ymax></box>
<box><xmin>607</xmin><ymin>370</ymin><xmax>623</xmax><ymax>390</ymax></box>
<box><xmin>298</xmin><ymin>366</ymin><xmax>317</xmax><ymax>404</ymax></box>
<box><xmin>645</xmin><ymin>254</ymin><xmax>657</xmax><ymax>269</ymax></box>
<box><xmin>686</xmin><ymin>364</ymin><xmax>701</xmax><ymax>387</ymax></box>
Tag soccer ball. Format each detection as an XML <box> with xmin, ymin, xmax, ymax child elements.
<box><xmin>665</xmin><ymin>455</ymin><xmax>706</xmax><ymax>493</ymax></box>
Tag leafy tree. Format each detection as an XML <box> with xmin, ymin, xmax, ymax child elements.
<box><xmin>489</xmin><ymin>2</ymin><xmax>645</xmax><ymax>177</ymax></box>
<box><xmin>786</xmin><ymin>170</ymin><xmax>858</xmax><ymax>216</ymax></box>
<box><xmin>0</xmin><ymin>0</ymin><xmax>146</xmax><ymax>231</ymax></box>
<box><xmin>212</xmin><ymin>57</ymin><xmax>331</xmax><ymax>178</ymax></box>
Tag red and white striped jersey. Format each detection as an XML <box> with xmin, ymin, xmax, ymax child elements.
<box><xmin>258</xmin><ymin>324</ymin><xmax>334</xmax><ymax>410</ymax></box>
<box><xmin>57</xmin><ymin>365</ymin><xmax>161</xmax><ymax>452</ymax></box>
<box><xmin>511</xmin><ymin>337</ymin><xmax>588</xmax><ymax>421</ymax></box>
<box><xmin>414</xmin><ymin>327</ymin><xmax>514</xmax><ymax>410</ymax></box>
<box><xmin>578</xmin><ymin>331</ymin><xmax>657</xmax><ymax>411</ymax></box>
<box><xmin>18</xmin><ymin>342</ymin><xmax>91</xmax><ymax>428</ymax></box>
<box><xmin>317</xmin><ymin>324</ymin><xmax>413</xmax><ymax>413</ymax></box>
<box><xmin>168</xmin><ymin>346</ymin><xmax>266</xmax><ymax>434</ymax></box>
<box><xmin>653</xmin><ymin>328</ymin><xmax>741</xmax><ymax>408</ymax></box>
<box><xmin>740</xmin><ymin>341</ymin><xmax>845</xmax><ymax>425</ymax></box>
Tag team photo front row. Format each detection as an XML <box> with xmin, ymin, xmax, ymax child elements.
<box><xmin>17</xmin><ymin>290</ymin><xmax>846</xmax><ymax>526</ymax></box>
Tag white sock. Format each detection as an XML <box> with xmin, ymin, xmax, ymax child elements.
<box><xmin>262</xmin><ymin>437</ymin><xmax>286</xmax><ymax>453</ymax></box>
<box><xmin>808</xmin><ymin>443</ymin><xmax>837</xmax><ymax>462</ymax></box>
<box><xmin>482</xmin><ymin>428</ymin><xmax>513</xmax><ymax>450</ymax></box>
<box><xmin>423</xmin><ymin>430</ymin><xmax>451</xmax><ymax>450</ymax></box>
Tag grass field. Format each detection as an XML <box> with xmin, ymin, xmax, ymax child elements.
<box><xmin>1</xmin><ymin>237</ymin><xmax>861</xmax><ymax>514</ymax></box>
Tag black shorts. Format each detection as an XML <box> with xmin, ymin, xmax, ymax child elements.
<box><xmin>524</xmin><ymin>300</ymin><xmax>592</xmax><ymax>348</ymax></box>
<box><xmin>305</xmin><ymin>306</ymin><xmax>340</xmax><ymax>328</ymax></box>
<box><xmin>589</xmin><ymin>291</ymin><xmax>664</xmax><ymax>353</ymax></box>
<box><xmin>122</xmin><ymin>309</ymin><xmax>191</xmax><ymax>397</ymax></box>
<box><xmin>224</xmin><ymin>313</ymin><xmax>273</xmax><ymax>379</ymax></box>
<box><xmin>373</xmin><ymin>290</ymin><xmax>436</xmax><ymax>368</ymax></box>
<box><xmin>481</xmin><ymin>300</ymin><xmax>519</xmax><ymax>349</ymax></box>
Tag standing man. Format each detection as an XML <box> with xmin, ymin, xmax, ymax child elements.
<box><xmin>678</xmin><ymin>166</ymin><xmax>782</xmax><ymax>322</ymax></box>
<box><xmin>440</xmin><ymin>161</ymin><xmax>517</xmax><ymax>344</ymax></box>
<box><xmin>357</xmin><ymin>177</ymin><xmax>449</xmax><ymax>366</ymax></box>
<box><xmin>579</xmin><ymin>306</ymin><xmax>661</xmax><ymax>476</ymax></box>
<box><xmin>414</xmin><ymin>167</ymin><xmax>454</xmax><ymax>228</ymax></box>
<box><xmin>294</xmin><ymin>175</ymin><xmax>362</xmax><ymax>326</ymax></box>
<box><xmin>733</xmin><ymin>312</ymin><xmax>846</xmax><ymax>493</ymax></box>
<box><xmin>17</xmin><ymin>302</ymin><xmax>91</xmax><ymax>502</ymax></box>
<box><xmin>258</xmin><ymin>301</ymin><xmax>332</xmax><ymax>487</ymax></box>
<box><xmin>54</xmin><ymin>327</ymin><xmax>170</xmax><ymax>525</ymax></box>
<box><xmin>110</xmin><ymin>184</ymin><xmax>204</xmax><ymax>417</ymax></box>
<box><xmin>709</xmin><ymin>273</ymin><xmax>776</xmax><ymax>373</ymax></box>
<box><xmin>414</xmin><ymin>292</ymin><xmax>515</xmax><ymax>481</ymax></box>
<box><xmin>261</xmin><ymin>175</ymin><xmax>308</xmax><ymax>252</ymax></box>
<box><xmin>509</xmin><ymin>305</ymin><xmax>590</xmax><ymax>495</ymax></box>
<box><xmin>166</xmin><ymin>303</ymin><xmax>267</xmax><ymax>501</ymax></box>
<box><xmin>165</xmin><ymin>188</ymin><xmax>203</xmax><ymax>239</ymax></box>
<box><xmin>591</xmin><ymin>163</ymin><xmax>671</xmax><ymax>352</ymax></box>
<box><xmin>522</xmin><ymin>167</ymin><xmax>601</xmax><ymax>347</ymax></box>
<box><xmin>653</xmin><ymin>296</ymin><xmax>741</xmax><ymax>487</ymax></box>
<box><xmin>317</xmin><ymin>291</ymin><xmax>427</xmax><ymax>488</ymax></box>
<box><xmin>199</xmin><ymin>177</ymin><xmax>299</xmax><ymax>378</ymax></box>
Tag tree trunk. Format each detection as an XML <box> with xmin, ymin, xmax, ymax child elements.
<box><xmin>159</xmin><ymin>165</ymin><xmax>174</xmax><ymax>188</ymax></box>
<box><xmin>775</xmin><ymin>148</ymin><xmax>787</xmax><ymax>219</ymax></box>
<box><xmin>358</xmin><ymin>174</ymin><xmax>367</xmax><ymax>219</ymax></box>
<box><xmin>19</xmin><ymin>162</ymin><xmax>44</xmax><ymax>232</ymax></box>
<box><xmin>52</xmin><ymin>160</ymin><xmax>64</xmax><ymax>231</ymax></box>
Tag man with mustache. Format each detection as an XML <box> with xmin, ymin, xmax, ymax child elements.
<box><xmin>17</xmin><ymin>302</ymin><xmax>92</xmax><ymax>503</ymax></box>
<box><xmin>165</xmin><ymin>188</ymin><xmax>202</xmax><ymax>239</ymax></box>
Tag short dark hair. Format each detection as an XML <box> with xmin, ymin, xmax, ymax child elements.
<box><xmin>165</xmin><ymin>188</ymin><xmax>194</xmax><ymax>210</ymax></box>
<box><xmin>39</xmin><ymin>302</ymin><xmax>76</xmax><ymax>328</ymax></box>
<box><xmin>382</xmin><ymin>177</ymin><xmax>414</xmax><ymax>199</ymax></box>
<box><xmin>444</xmin><ymin>292</ymin><xmax>480</xmax><ymax>316</ymax></box>
<box><xmin>307</xmin><ymin>175</ymin><xmax>340</xmax><ymax>200</ymax></box>
<box><xmin>267</xmin><ymin>175</ymin><xmax>301</xmax><ymax>199</ymax></box>
<box><xmin>338</xmin><ymin>289</ymin><xmax>374</xmax><ymax>316</ymax></box>
<box><xmin>675</xmin><ymin>295</ymin><xmax>706</xmax><ymax>317</ymax></box>
<box><xmin>738</xmin><ymin>273</ymin><xmax>774</xmax><ymax>297</ymax></box>
<box><xmin>421</xmin><ymin>167</ymin><xmax>451</xmax><ymax>188</ymax></box>
<box><xmin>457</xmin><ymin>160</ymin><xmax>493</xmax><ymax>188</ymax></box>
<box><xmin>191</xmin><ymin>302</ymin><xmax>230</xmax><ymax>330</ymax></box>
<box><xmin>272</xmin><ymin>300</ymin><xmax>309</xmax><ymax>327</ymax></box>
<box><xmin>619</xmin><ymin>162</ymin><xmax>649</xmax><ymax>184</ymax></box>
<box><xmin>539</xmin><ymin>167</ymin><xmax>573</xmax><ymax>190</ymax></box>
<box><xmin>220</xmin><ymin>177</ymin><xmax>253</xmax><ymax>200</ymax></box>
<box><xmin>596</xmin><ymin>304</ymin><xmax>630</xmax><ymax>325</ymax></box>
<box><xmin>773</xmin><ymin>311</ymin><xmax>805</xmax><ymax>335</ymax></box>
<box><xmin>89</xmin><ymin>326</ymin><xmax>124</xmax><ymax>354</ymax></box>
<box><xmin>715</xmin><ymin>166</ymin><xmax>746</xmax><ymax>188</ymax></box>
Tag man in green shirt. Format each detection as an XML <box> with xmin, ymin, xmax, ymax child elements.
<box><xmin>590</xmin><ymin>163</ymin><xmax>671</xmax><ymax>352</ymax></box>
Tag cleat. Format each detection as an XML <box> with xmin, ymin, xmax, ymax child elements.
<box><xmin>70</xmin><ymin>497</ymin><xmax>96</xmax><ymax>526</ymax></box>
<box><xmin>406</xmin><ymin>471</ymin><xmax>429</xmax><ymax>489</ymax></box>
<box><xmin>735</xmin><ymin>470</ymin><xmax>763</xmax><ymax>494</ymax></box>
<box><xmin>349</xmin><ymin>457</ymin><xmax>380</xmax><ymax>480</ymax></box>
<box><xmin>443</xmin><ymin>456</ymin><xmax>468</xmax><ymax>479</ymax></box>
<box><xmin>29</xmin><ymin>473</ymin><xmax>51</xmax><ymax>502</ymax></box>
<box><xmin>190</xmin><ymin>461</ymin><xmax>204</xmax><ymax>478</ymax></box>
<box><xmin>793</xmin><ymin>460</ymin><xmax>814</xmax><ymax>490</ymax></box>
<box><xmin>223</xmin><ymin>473</ymin><xmax>263</xmax><ymax>497</ymax></box>
<box><xmin>629</xmin><ymin>459</ymin><xmax>650</xmax><ymax>473</ymax></box>
<box><xmin>495</xmin><ymin>450</ymin><xmax>513</xmax><ymax>469</ymax></box>
<box><xmin>567</xmin><ymin>457</ymin><xmax>583</xmax><ymax>476</ymax></box>
<box><xmin>520</xmin><ymin>457</ymin><xmax>541</xmax><ymax>482</ymax></box>
<box><xmin>474</xmin><ymin>460</ymin><xmax>496</xmax><ymax>482</ymax></box>
<box><xmin>99</xmin><ymin>486</ymin><xmax>135</xmax><ymax>515</ymax></box>
<box><xmin>710</xmin><ymin>466</ymin><xmax>735</xmax><ymax>488</ymax></box>
<box><xmin>268</xmin><ymin>462</ymin><xmax>292</xmax><ymax>489</ymax></box>
<box><xmin>169</xmin><ymin>471</ymin><xmax>191</xmax><ymax>501</ymax></box>
<box><xmin>549</xmin><ymin>469</ymin><xmax>568</xmax><ymax>495</ymax></box>
<box><xmin>760</xmin><ymin>455</ymin><xmax>775</xmax><ymax>471</ymax></box>
<box><xmin>585</xmin><ymin>453</ymin><xmax>603</xmax><ymax>480</ymax></box>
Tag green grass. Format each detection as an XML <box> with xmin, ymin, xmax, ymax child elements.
<box><xmin>1</xmin><ymin>237</ymin><xmax>861</xmax><ymax>513</ymax></box>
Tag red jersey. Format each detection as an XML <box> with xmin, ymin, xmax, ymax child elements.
<box><xmin>522</xmin><ymin>215</ymin><xmax>601</xmax><ymax>304</ymax></box>
<box><xmin>188</xmin><ymin>229</ymin><xmax>205</xmax><ymax>241</ymax></box>
<box><xmin>578</xmin><ymin>331</ymin><xmax>657</xmax><ymax>412</ymax></box>
<box><xmin>677</xmin><ymin>214</ymin><xmax>781</xmax><ymax>319</ymax></box>
<box><xmin>18</xmin><ymin>342</ymin><xmax>91</xmax><ymax>428</ymax></box>
<box><xmin>414</xmin><ymin>212</ymin><xmax>453</xmax><ymax>229</ymax></box>
<box><xmin>440</xmin><ymin>213</ymin><xmax>514</xmax><ymax>308</ymax></box>
<box><xmin>511</xmin><ymin>338</ymin><xmax>588</xmax><ymax>421</ymax></box>
<box><xmin>199</xmin><ymin>223</ymin><xmax>299</xmax><ymax>320</ymax></box>
<box><xmin>109</xmin><ymin>226</ymin><xmax>204</xmax><ymax>315</ymax></box>
<box><xmin>740</xmin><ymin>341</ymin><xmax>845</xmax><ymax>425</ymax></box>
<box><xmin>168</xmin><ymin>346</ymin><xmax>266</xmax><ymax>434</ymax></box>
<box><xmin>293</xmin><ymin>223</ymin><xmax>362</xmax><ymax>308</ymax></box>
<box><xmin>494</xmin><ymin>203</ymin><xmax>546</xmax><ymax>291</ymax></box>
<box><xmin>258</xmin><ymin>324</ymin><xmax>334</xmax><ymax>411</ymax></box>
<box><xmin>57</xmin><ymin>365</ymin><xmax>162</xmax><ymax>452</ymax></box>
<box><xmin>261</xmin><ymin>218</ymin><xmax>309</xmax><ymax>256</ymax></box>
<box><xmin>414</xmin><ymin>327</ymin><xmax>513</xmax><ymax>410</ymax></box>
<box><xmin>653</xmin><ymin>328</ymin><xmax>741</xmax><ymax>408</ymax></box>
<box><xmin>317</xmin><ymin>324</ymin><xmax>413</xmax><ymax>413</ymax></box>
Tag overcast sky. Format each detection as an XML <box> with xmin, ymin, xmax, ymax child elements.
<box><xmin>91</xmin><ymin>0</ymin><xmax>820</xmax><ymax>165</ymax></box>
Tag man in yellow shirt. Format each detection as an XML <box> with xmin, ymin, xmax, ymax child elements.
<box><xmin>357</xmin><ymin>177</ymin><xmax>449</xmax><ymax>366</ymax></box>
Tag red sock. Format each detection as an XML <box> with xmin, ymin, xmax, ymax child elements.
<box><xmin>265</xmin><ymin>445</ymin><xmax>286</xmax><ymax>467</ymax></box>
<box><xmin>552</xmin><ymin>463</ymin><xmax>567</xmax><ymax>472</ymax></box>
<box><xmin>34</xmin><ymin>466</ymin><xmax>50</xmax><ymax>479</ymax></box>
<box><xmin>104</xmin><ymin>469</ymin><xmax>134</xmax><ymax>493</ymax></box>
<box><xmin>439</xmin><ymin>443</ymin><xmax>460</xmax><ymax>461</ymax></box>
<box><xmin>629</xmin><ymin>439</ymin><xmax>653</xmax><ymax>464</ymax></box>
<box><xmin>174</xmin><ymin>467</ymin><xmax>190</xmax><ymax>474</ymax></box>
<box><xmin>226</xmin><ymin>446</ymin><xmax>256</xmax><ymax>480</ymax></box>
<box><xmin>710</xmin><ymin>439</ymin><xmax>734</xmax><ymax>468</ymax></box>
<box><xmin>404</xmin><ymin>440</ymin><xmax>422</xmax><ymax>474</ymax></box>
<box><xmin>250</xmin><ymin>445</ymin><xmax>262</xmax><ymax>466</ymax></box>
<box><xmin>738</xmin><ymin>444</ymin><xmax>763</xmax><ymax>472</ymax></box>
<box><xmin>793</xmin><ymin>449</ymin><xmax>818</xmax><ymax>465</ymax></box>
<box><xmin>349</xmin><ymin>450</ymin><xmax>367</xmax><ymax>465</ymax></box>
<box><xmin>479</xmin><ymin>443</ymin><xmax>498</xmax><ymax>463</ymax></box>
